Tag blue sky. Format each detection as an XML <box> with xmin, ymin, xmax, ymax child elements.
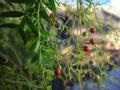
<box><xmin>59</xmin><ymin>0</ymin><xmax>120</xmax><ymax>14</ymax></box>
<box><xmin>59</xmin><ymin>0</ymin><xmax>111</xmax><ymax>8</ymax></box>
<box><xmin>59</xmin><ymin>0</ymin><xmax>120</xmax><ymax>10</ymax></box>
<box><xmin>60</xmin><ymin>0</ymin><xmax>110</xmax><ymax>4</ymax></box>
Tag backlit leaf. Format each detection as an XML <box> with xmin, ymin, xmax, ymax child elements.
<box><xmin>26</xmin><ymin>16</ymin><xmax>37</xmax><ymax>35</ymax></box>
<box><xmin>45</xmin><ymin>0</ymin><xmax>56</xmax><ymax>14</ymax></box>
<box><xmin>40</xmin><ymin>4</ymin><xmax>53</xmax><ymax>24</ymax></box>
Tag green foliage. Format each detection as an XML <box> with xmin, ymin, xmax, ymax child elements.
<box><xmin>0</xmin><ymin>11</ymin><xmax>24</xmax><ymax>17</ymax></box>
<box><xmin>6</xmin><ymin>0</ymin><xmax>31</xmax><ymax>4</ymax></box>
<box><xmin>45</xmin><ymin>0</ymin><xmax>56</xmax><ymax>14</ymax></box>
<box><xmin>0</xmin><ymin>0</ymin><xmax>117</xmax><ymax>90</ymax></box>
<box><xmin>0</xmin><ymin>23</ymin><xmax>18</xmax><ymax>28</ymax></box>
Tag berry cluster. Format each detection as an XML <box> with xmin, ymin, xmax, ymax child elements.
<box><xmin>82</xmin><ymin>27</ymin><xmax>96</xmax><ymax>52</ymax></box>
<box><xmin>82</xmin><ymin>27</ymin><xmax>101</xmax><ymax>83</ymax></box>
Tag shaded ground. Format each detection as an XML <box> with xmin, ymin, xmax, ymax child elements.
<box><xmin>71</xmin><ymin>67</ymin><xmax>120</xmax><ymax>90</ymax></box>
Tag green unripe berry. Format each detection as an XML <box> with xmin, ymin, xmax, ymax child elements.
<box><xmin>82</xmin><ymin>32</ymin><xmax>87</xmax><ymax>36</ymax></box>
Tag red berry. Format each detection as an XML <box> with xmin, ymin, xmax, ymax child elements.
<box><xmin>83</xmin><ymin>45</ymin><xmax>90</xmax><ymax>52</ymax></box>
<box><xmin>50</xmin><ymin>13</ymin><xmax>55</xmax><ymax>20</ymax></box>
<box><xmin>54</xmin><ymin>69</ymin><xmax>61</xmax><ymax>76</ymax></box>
<box><xmin>89</xmin><ymin>39</ymin><xmax>95</xmax><ymax>44</ymax></box>
<box><xmin>90</xmin><ymin>27</ymin><xmax>96</xmax><ymax>33</ymax></box>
